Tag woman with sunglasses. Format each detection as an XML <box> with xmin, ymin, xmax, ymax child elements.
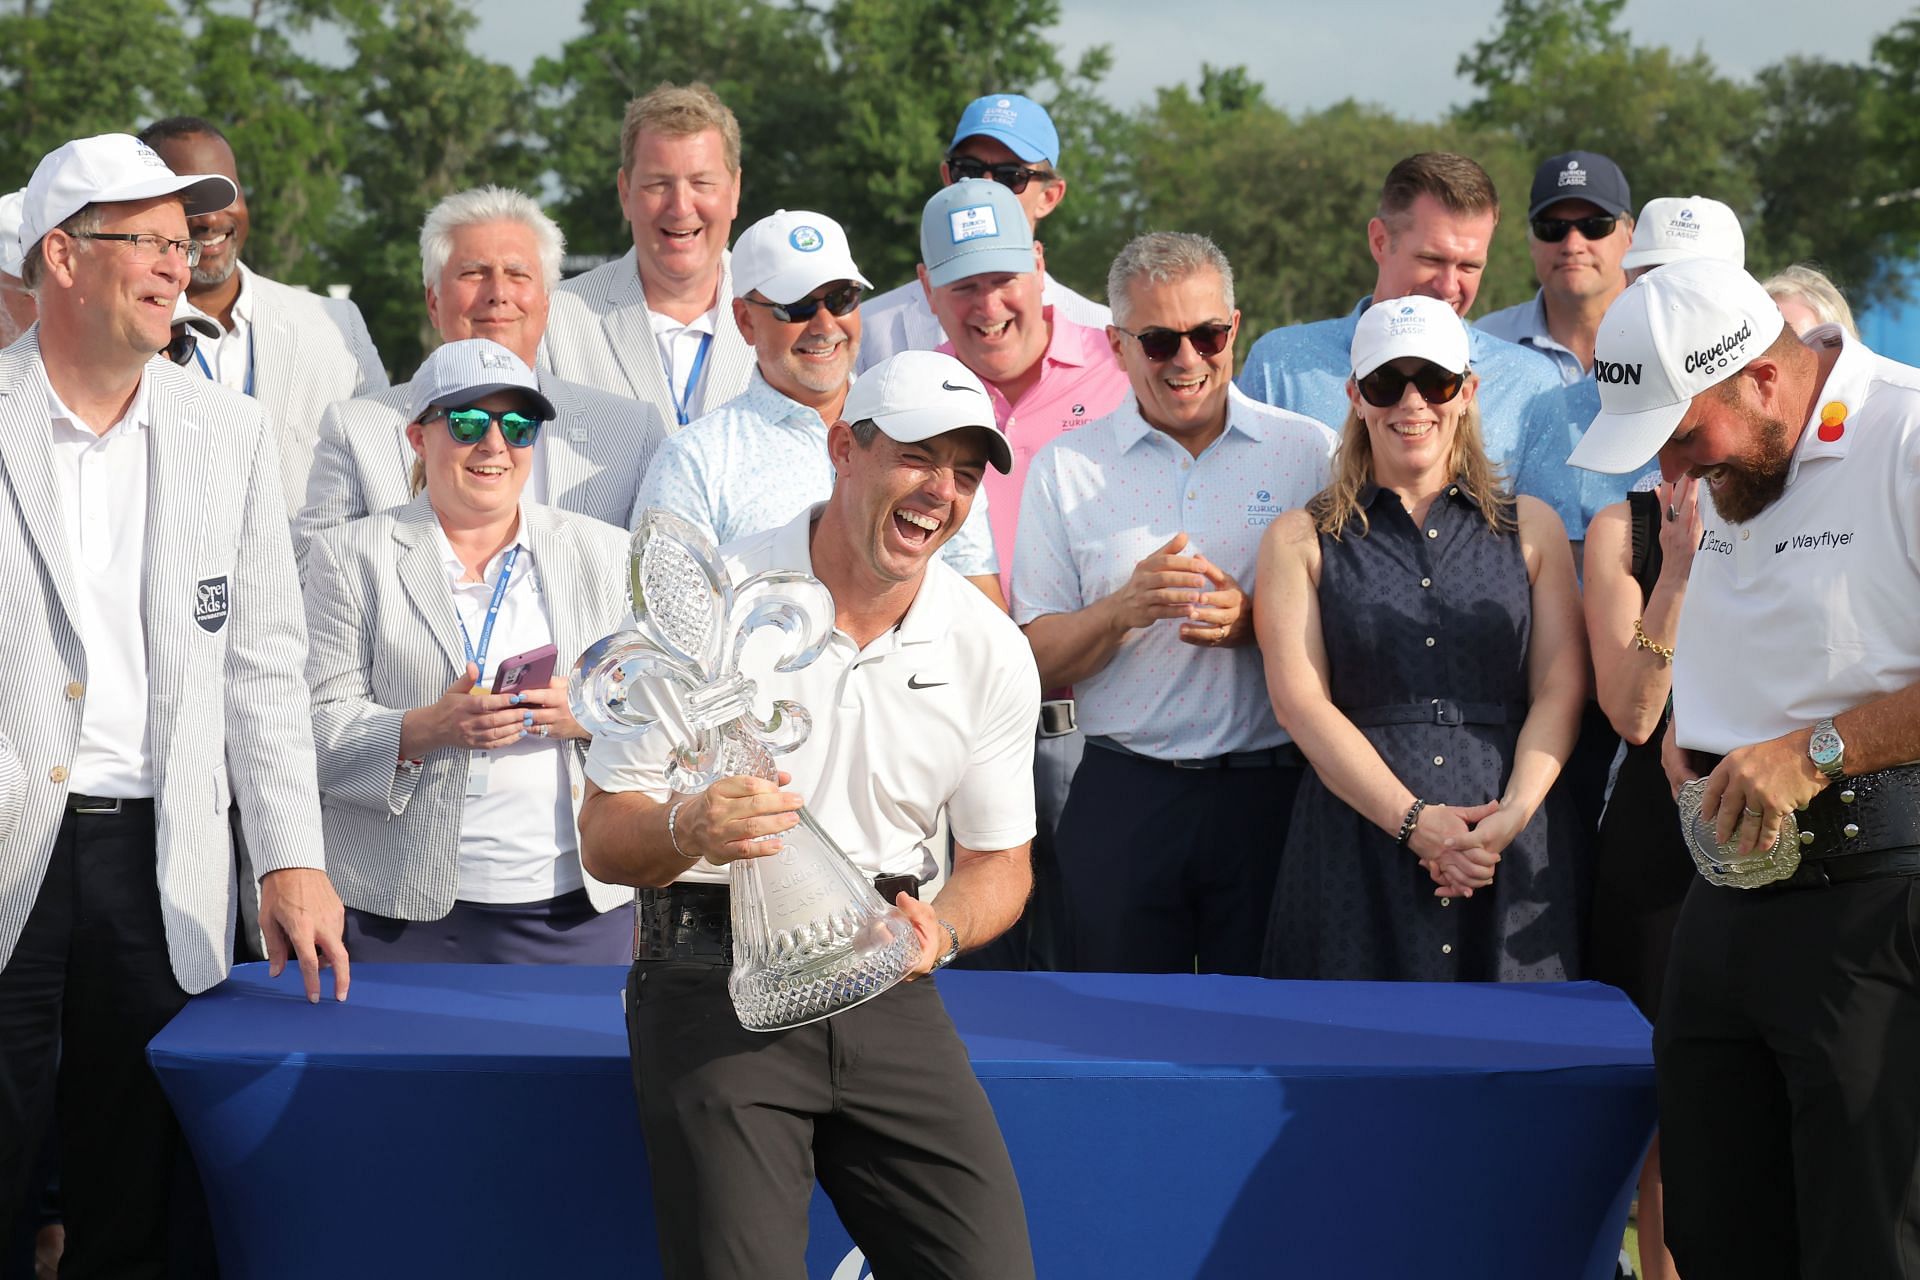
<box><xmin>1255</xmin><ymin>296</ymin><xmax>1588</xmax><ymax>981</ymax></box>
<box><xmin>301</xmin><ymin>339</ymin><xmax>637</xmax><ymax>963</ymax></box>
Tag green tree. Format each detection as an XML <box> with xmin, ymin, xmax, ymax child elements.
<box><xmin>1745</xmin><ymin>56</ymin><xmax>1883</xmax><ymax>297</ymax></box>
<box><xmin>1862</xmin><ymin>13</ymin><xmax>1920</xmax><ymax>297</ymax></box>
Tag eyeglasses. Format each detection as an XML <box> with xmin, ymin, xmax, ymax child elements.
<box><xmin>1117</xmin><ymin>322</ymin><xmax>1234</xmax><ymax>363</ymax></box>
<box><xmin>1356</xmin><ymin>361</ymin><xmax>1466</xmax><ymax>408</ymax></box>
<box><xmin>423</xmin><ymin>405</ymin><xmax>545</xmax><ymax>447</ymax></box>
<box><xmin>1530</xmin><ymin>214</ymin><xmax>1619</xmax><ymax>243</ymax></box>
<box><xmin>164</xmin><ymin>326</ymin><xmax>200</xmax><ymax>368</ymax></box>
<box><xmin>946</xmin><ymin>156</ymin><xmax>1055</xmax><ymax>194</ymax></box>
<box><xmin>73</xmin><ymin>232</ymin><xmax>203</xmax><ymax>268</ymax></box>
<box><xmin>742</xmin><ymin>283</ymin><xmax>863</xmax><ymax>324</ymax></box>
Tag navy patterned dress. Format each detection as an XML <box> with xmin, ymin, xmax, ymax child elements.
<box><xmin>1262</xmin><ymin>482</ymin><xmax>1580</xmax><ymax>982</ymax></box>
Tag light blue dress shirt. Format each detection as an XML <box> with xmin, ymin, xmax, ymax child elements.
<box><xmin>632</xmin><ymin>369</ymin><xmax>997</xmax><ymax>576</ymax></box>
<box><xmin>1476</xmin><ymin>290</ymin><xmax>1589</xmax><ymax>386</ymax></box>
<box><xmin>1012</xmin><ymin>387</ymin><xmax>1336</xmax><ymax>758</ymax></box>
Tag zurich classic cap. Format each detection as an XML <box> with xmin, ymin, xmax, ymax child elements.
<box><xmin>843</xmin><ymin>350</ymin><xmax>1013</xmax><ymax>474</ymax></box>
<box><xmin>19</xmin><ymin>134</ymin><xmax>236</xmax><ymax>257</ymax></box>
<box><xmin>0</xmin><ymin>189</ymin><xmax>25</xmax><ymax>277</ymax></box>
<box><xmin>949</xmin><ymin>93</ymin><xmax>1059</xmax><ymax>166</ymax></box>
<box><xmin>1621</xmin><ymin>195</ymin><xmax>1745</xmax><ymax>272</ymax></box>
<box><xmin>408</xmin><ymin>338</ymin><xmax>556</xmax><ymax>425</ymax></box>
<box><xmin>1528</xmin><ymin>150</ymin><xmax>1632</xmax><ymax>220</ymax></box>
<box><xmin>730</xmin><ymin>209</ymin><xmax>873</xmax><ymax>306</ymax></box>
<box><xmin>1350</xmin><ymin>295</ymin><xmax>1472</xmax><ymax>379</ymax></box>
<box><xmin>1569</xmin><ymin>259</ymin><xmax>1785</xmax><ymax>475</ymax></box>
<box><xmin>919</xmin><ymin>179</ymin><xmax>1036</xmax><ymax>288</ymax></box>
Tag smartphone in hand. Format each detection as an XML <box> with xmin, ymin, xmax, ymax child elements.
<box><xmin>492</xmin><ymin>643</ymin><xmax>559</xmax><ymax>696</ymax></box>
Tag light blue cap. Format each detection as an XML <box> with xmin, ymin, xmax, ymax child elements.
<box><xmin>949</xmin><ymin>93</ymin><xmax>1059</xmax><ymax>166</ymax></box>
<box><xmin>918</xmin><ymin>179</ymin><xmax>1036</xmax><ymax>288</ymax></box>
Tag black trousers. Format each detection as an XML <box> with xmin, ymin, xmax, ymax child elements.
<box><xmin>0</xmin><ymin>806</ymin><xmax>211</xmax><ymax>1279</ymax></box>
<box><xmin>1654</xmin><ymin>871</ymin><xmax>1920</xmax><ymax>1279</ymax></box>
<box><xmin>626</xmin><ymin>960</ymin><xmax>1034</xmax><ymax>1280</ymax></box>
<box><xmin>1054</xmin><ymin>744</ymin><xmax>1302</xmax><ymax>974</ymax></box>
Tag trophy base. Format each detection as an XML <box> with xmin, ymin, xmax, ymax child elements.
<box><xmin>728</xmin><ymin>916</ymin><xmax>922</xmax><ymax>1032</ymax></box>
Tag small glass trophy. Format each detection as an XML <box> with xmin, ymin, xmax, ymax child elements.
<box><xmin>570</xmin><ymin>510</ymin><xmax>921</xmax><ymax>1031</ymax></box>
<box><xmin>1677</xmin><ymin>778</ymin><xmax>1803</xmax><ymax>889</ymax></box>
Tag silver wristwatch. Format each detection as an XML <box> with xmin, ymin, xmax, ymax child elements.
<box><xmin>1808</xmin><ymin>717</ymin><xmax>1846</xmax><ymax>781</ymax></box>
<box><xmin>932</xmin><ymin>920</ymin><xmax>962</xmax><ymax>970</ymax></box>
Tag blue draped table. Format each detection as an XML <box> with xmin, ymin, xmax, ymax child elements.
<box><xmin>149</xmin><ymin>964</ymin><xmax>1654</xmax><ymax>1279</ymax></box>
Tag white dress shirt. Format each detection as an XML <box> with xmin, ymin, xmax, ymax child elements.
<box><xmin>177</xmin><ymin>264</ymin><xmax>256</xmax><ymax>395</ymax></box>
<box><xmin>650</xmin><ymin>305</ymin><xmax>719</xmax><ymax>427</ymax></box>
<box><xmin>47</xmin><ymin>370</ymin><xmax>155</xmax><ymax>796</ymax></box>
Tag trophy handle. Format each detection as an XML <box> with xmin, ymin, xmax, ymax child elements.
<box><xmin>568</xmin><ymin>632</ymin><xmax>701</xmax><ymax>742</ymax></box>
<box><xmin>629</xmin><ymin>510</ymin><xmax>735</xmax><ymax>675</ymax></box>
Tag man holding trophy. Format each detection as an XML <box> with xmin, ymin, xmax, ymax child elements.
<box><xmin>579</xmin><ymin>349</ymin><xmax>1040</xmax><ymax>1279</ymax></box>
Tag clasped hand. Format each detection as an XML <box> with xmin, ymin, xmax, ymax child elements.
<box><xmin>1110</xmin><ymin>532</ymin><xmax>1251</xmax><ymax>647</ymax></box>
<box><xmin>1406</xmin><ymin>799</ymin><xmax>1529</xmax><ymax>898</ymax></box>
<box><xmin>405</xmin><ymin>666</ymin><xmax>582</xmax><ymax>755</ymax></box>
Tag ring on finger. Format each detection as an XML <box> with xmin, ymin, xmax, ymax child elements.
<box><xmin>1742</xmin><ymin>805</ymin><xmax>1763</xmax><ymax>818</ymax></box>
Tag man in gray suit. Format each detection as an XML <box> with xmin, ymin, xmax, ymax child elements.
<box><xmin>0</xmin><ymin>134</ymin><xmax>349</xmax><ymax>1273</ymax></box>
<box><xmin>537</xmin><ymin>81</ymin><xmax>754</xmax><ymax>428</ymax></box>
<box><xmin>296</xmin><ymin>185</ymin><xmax>666</xmax><ymax>567</ymax></box>
<box><xmin>138</xmin><ymin>117</ymin><xmax>389</xmax><ymax>517</ymax></box>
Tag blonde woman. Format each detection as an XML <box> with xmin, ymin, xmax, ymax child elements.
<box><xmin>1256</xmin><ymin>296</ymin><xmax>1588</xmax><ymax>980</ymax></box>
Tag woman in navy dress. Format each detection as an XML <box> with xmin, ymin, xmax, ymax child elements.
<box><xmin>1255</xmin><ymin>296</ymin><xmax>1588</xmax><ymax>981</ymax></box>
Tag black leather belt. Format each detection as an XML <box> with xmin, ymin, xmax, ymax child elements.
<box><xmin>1690</xmin><ymin>758</ymin><xmax>1920</xmax><ymax>891</ymax></box>
<box><xmin>634</xmin><ymin>874</ymin><xmax>920</xmax><ymax>964</ymax></box>
<box><xmin>65</xmin><ymin>794</ymin><xmax>154</xmax><ymax>815</ymax></box>
<box><xmin>1085</xmin><ymin>734</ymin><xmax>1304</xmax><ymax>771</ymax></box>
<box><xmin>1344</xmin><ymin>700</ymin><xmax>1524</xmax><ymax>728</ymax></box>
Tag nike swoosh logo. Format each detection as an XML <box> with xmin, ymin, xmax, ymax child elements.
<box><xmin>940</xmin><ymin>381</ymin><xmax>979</xmax><ymax>394</ymax></box>
<box><xmin>907</xmin><ymin>675</ymin><xmax>949</xmax><ymax>690</ymax></box>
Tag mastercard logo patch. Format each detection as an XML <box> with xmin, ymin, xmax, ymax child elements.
<box><xmin>1817</xmin><ymin>401</ymin><xmax>1847</xmax><ymax>443</ymax></box>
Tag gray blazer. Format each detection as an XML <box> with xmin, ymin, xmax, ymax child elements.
<box><xmin>537</xmin><ymin>249</ymin><xmax>755</xmax><ymax>431</ymax></box>
<box><xmin>245</xmin><ymin>271</ymin><xmax>388</xmax><ymax>516</ymax></box>
<box><xmin>0</xmin><ymin>332</ymin><xmax>325</xmax><ymax>993</ymax></box>
<box><xmin>293</xmin><ymin>374</ymin><xmax>664</xmax><ymax>574</ymax></box>
<box><xmin>303</xmin><ymin>497</ymin><xmax>635</xmax><ymax>919</ymax></box>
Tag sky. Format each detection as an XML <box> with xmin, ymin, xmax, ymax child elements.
<box><xmin>456</xmin><ymin>0</ymin><xmax>1910</xmax><ymax>116</ymax></box>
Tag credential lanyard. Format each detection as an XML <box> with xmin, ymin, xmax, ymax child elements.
<box><xmin>192</xmin><ymin>324</ymin><xmax>256</xmax><ymax>397</ymax></box>
<box><xmin>670</xmin><ymin>331</ymin><xmax>714</xmax><ymax>426</ymax></box>
<box><xmin>455</xmin><ymin>545</ymin><xmax>521</xmax><ymax>683</ymax></box>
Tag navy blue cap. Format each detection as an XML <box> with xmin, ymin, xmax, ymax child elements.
<box><xmin>1528</xmin><ymin>151</ymin><xmax>1632</xmax><ymax>220</ymax></box>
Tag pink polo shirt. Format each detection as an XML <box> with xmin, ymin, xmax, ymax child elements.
<box><xmin>938</xmin><ymin>311</ymin><xmax>1129</xmax><ymax>593</ymax></box>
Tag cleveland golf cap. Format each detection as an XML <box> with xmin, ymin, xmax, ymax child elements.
<box><xmin>949</xmin><ymin>93</ymin><xmax>1060</xmax><ymax>166</ymax></box>
<box><xmin>919</xmin><ymin>179</ymin><xmax>1036</xmax><ymax>288</ymax></box>
<box><xmin>19</xmin><ymin>134</ymin><xmax>235</xmax><ymax>255</ymax></box>
<box><xmin>1622</xmin><ymin>196</ymin><xmax>1746</xmax><ymax>272</ymax></box>
<box><xmin>409</xmin><ymin>338</ymin><xmax>556</xmax><ymax>425</ymax></box>
<box><xmin>1351</xmin><ymin>295</ymin><xmax>1472</xmax><ymax>379</ymax></box>
<box><xmin>842</xmin><ymin>350</ymin><xmax>1013</xmax><ymax>474</ymax></box>
<box><xmin>1569</xmin><ymin>259</ymin><xmax>1785</xmax><ymax>475</ymax></box>
<box><xmin>730</xmin><ymin>209</ymin><xmax>872</xmax><ymax>305</ymax></box>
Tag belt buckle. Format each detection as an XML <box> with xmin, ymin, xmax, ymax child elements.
<box><xmin>1677</xmin><ymin>779</ymin><xmax>1803</xmax><ymax>889</ymax></box>
<box><xmin>1038</xmin><ymin>699</ymin><xmax>1077</xmax><ymax>738</ymax></box>
<box><xmin>1171</xmin><ymin>756</ymin><xmax>1208</xmax><ymax>770</ymax></box>
<box><xmin>70</xmin><ymin>796</ymin><xmax>123</xmax><ymax>815</ymax></box>
<box><xmin>1430</xmin><ymin>700</ymin><xmax>1463</xmax><ymax>727</ymax></box>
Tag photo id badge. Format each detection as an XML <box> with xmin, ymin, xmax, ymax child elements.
<box><xmin>465</xmin><ymin>750</ymin><xmax>492</xmax><ymax>798</ymax></box>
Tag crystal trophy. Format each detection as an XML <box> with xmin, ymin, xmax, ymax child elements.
<box><xmin>1677</xmin><ymin>778</ymin><xmax>1803</xmax><ymax>889</ymax></box>
<box><xmin>570</xmin><ymin>510</ymin><xmax>921</xmax><ymax>1030</ymax></box>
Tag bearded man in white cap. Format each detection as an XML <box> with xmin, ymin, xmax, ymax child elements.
<box><xmin>0</xmin><ymin>133</ymin><xmax>349</xmax><ymax>1275</ymax></box>
<box><xmin>1570</xmin><ymin>258</ymin><xmax>1920</xmax><ymax>1280</ymax></box>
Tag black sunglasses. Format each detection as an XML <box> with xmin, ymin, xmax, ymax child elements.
<box><xmin>742</xmin><ymin>283</ymin><xmax>863</xmax><ymax>324</ymax></box>
<box><xmin>1530</xmin><ymin>214</ymin><xmax>1619</xmax><ymax>243</ymax></box>
<box><xmin>164</xmin><ymin>326</ymin><xmax>200</xmax><ymax>368</ymax></box>
<box><xmin>424</xmin><ymin>405</ymin><xmax>545</xmax><ymax>447</ymax></box>
<box><xmin>946</xmin><ymin>155</ymin><xmax>1055</xmax><ymax>194</ymax></box>
<box><xmin>1118</xmin><ymin>322</ymin><xmax>1233</xmax><ymax>363</ymax></box>
<box><xmin>1356</xmin><ymin>362</ymin><xmax>1465</xmax><ymax>408</ymax></box>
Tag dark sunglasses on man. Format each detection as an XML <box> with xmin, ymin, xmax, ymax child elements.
<box><xmin>164</xmin><ymin>326</ymin><xmax>200</xmax><ymax>368</ymax></box>
<box><xmin>741</xmin><ymin>283</ymin><xmax>863</xmax><ymax>325</ymax></box>
<box><xmin>945</xmin><ymin>155</ymin><xmax>1055</xmax><ymax>195</ymax></box>
<box><xmin>1530</xmin><ymin>214</ymin><xmax>1619</xmax><ymax>243</ymax></box>
<box><xmin>1117</xmin><ymin>322</ymin><xmax>1233</xmax><ymax>363</ymax></box>
<box><xmin>1355</xmin><ymin>361</ymin><xmax>1466</xmax><ymax>409</ymax></box>
<box><xmin>421</xmin><ymin>404</ymin><xmax>547</xmax><ymax>448</ymax></box>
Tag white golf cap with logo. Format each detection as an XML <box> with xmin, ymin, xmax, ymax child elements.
<box><xmin>1350</xmin><ymin>294</ymin><xmax>1472</xmax><ymax>379</ymax></box>
<box><xmin>1621</xmin><ymin>195</ymin><xmax>1745</xmax><ymax>273</ymax></box>
<box><xmin>842</xmin><ymin>349</ymin><xmax>1014</xmax><ymax>474</ymax></box>
<box><xmin>730</xmin><ymin>209</ymin><xmax>873</xmax><ymax>306</ymax></box>
<box><xmin>1569</xmin><ymin>259</ymin><xmax>1785</xmax><ymax>475</ymax></box>
<box><xmin>409</xmin><ymin>337</ymin><xmax>556</xmax><ymax>424</ymax></box>
<box><xmin>0</xmin><ymin>188</ymin><xmax>26</xmax><ymax>278</ymax></box>
<box><xmin>18</xmin><ymin>133</ymin><xmax>236</xmax><ymax>256</ymax></box>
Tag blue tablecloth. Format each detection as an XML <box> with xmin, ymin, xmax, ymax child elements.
<box><xmin>150</xmin><ymin>964</ymin><xmax>1654</xmax><ymax>1279</ymax></box>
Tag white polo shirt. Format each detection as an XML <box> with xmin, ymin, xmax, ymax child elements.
<box><xmin>585</xmin><ymin>504</ymin><xmax>1040</xmax><ymax>884</ymax></box>
<box><xmin>1674</xmin><ymin>326</ymin><xmax>1920</xmax><ymax>754</ymax></box>
<box><xmin>1012</xmin><ymin>385</ymin><xmax>1335</xmax><ymax>758</ymax></box>
<box><xmin>177</xmin><ymin>264</ymin><xmax>256</xmax><ymax>395</ymax></box>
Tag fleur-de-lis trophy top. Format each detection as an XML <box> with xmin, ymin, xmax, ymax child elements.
<box><xmin>571</xmin><ymin>510</ymin><xmax>921</xmax><ymax>1030</ymax></box>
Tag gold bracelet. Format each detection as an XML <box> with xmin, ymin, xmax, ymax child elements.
<box><xmin>1633</xmin><ymin>617</ymin><xmax>1674</xmax><ymax>665</ymax></box>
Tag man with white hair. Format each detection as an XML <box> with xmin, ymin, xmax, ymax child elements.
<box><xmin>139</xmin><ymin>117</ymin><xmax>388</xmax><ymax>514</ymax></box>
<box><xmin>297</xmin><ymin>185</ymin><xmax>666</xmax><ymax>566</ymax></box>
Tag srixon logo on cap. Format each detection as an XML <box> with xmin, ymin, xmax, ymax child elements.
<box><xmin>1684</xmin><ymin>320</ymin><xmax>1753</xmax><ymax>375</ymax></box>
<box><xmin>1595</xmin><ymin>360</ymin><xmax>1642</xmax><ymax>385</ymax></box>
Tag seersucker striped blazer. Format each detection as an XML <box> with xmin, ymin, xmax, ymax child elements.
<box><xmin>243</xmin><ymin>271</ymin><xmax>388</xmax><ymax>517</ymax></box>
<box><xmin>0</xmin><ymin>330</ymin><xmax>326</xmax><ymax>994</ymax></box>
<box><xmin>292</xmin><ymin>373</ymin><xmax>665</xmax><ymax>576</ymax></box>
<box><xmin>536</xmin><ymin>249</ymin><xmax>755</xmax><ymax>432</ymax></box>
<box><xmin>303</xmin><ymin>496</ymin><xmax>636</xmax><ymax>920</ymax></box>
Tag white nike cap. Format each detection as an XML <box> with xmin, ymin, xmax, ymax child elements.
<box><xmin>1569</xmin><ymin>259</ymin><xmax>1785</xmax><ymax>475</ymax></box>
<box><xmin>842</xmin><ymin>350</ymin><xmax>1013</xmax><ymax>474</ymax></box>
<box><xmin>1622</xmin><ymin>195</ymin><xmax>1745</xmax><ymax>273</ymax></box>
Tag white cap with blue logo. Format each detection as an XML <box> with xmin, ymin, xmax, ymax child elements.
<box><xmin>730</xmin><ymin>209</ymin><xmax>872</xmax><ymax>306</ymax></box>
<box><xmin>1350</xmin><ymin>295</ymin><xmax>1472</xmax><ymax>380</ymax></box>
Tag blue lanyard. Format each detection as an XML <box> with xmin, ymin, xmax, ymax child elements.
<box><xmin>192</xmin><ymin>323</ymin><xmax>255</xmax><ymax>397</ymax></box>
<box><xmin>455</xmin><ymin>545</ymin><xmax>521</xmax><ymax>681</ymax></box>
<box><xmin>670</xmin><ymin>331</ymin><xmax>714</xmax><ymax>426</ymax></box>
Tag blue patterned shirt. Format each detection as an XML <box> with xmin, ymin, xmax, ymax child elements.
<box><xmin>1475</xmin><ymin>290</ymin><xmax>1589</xmax><ymax>386</ymax></box>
